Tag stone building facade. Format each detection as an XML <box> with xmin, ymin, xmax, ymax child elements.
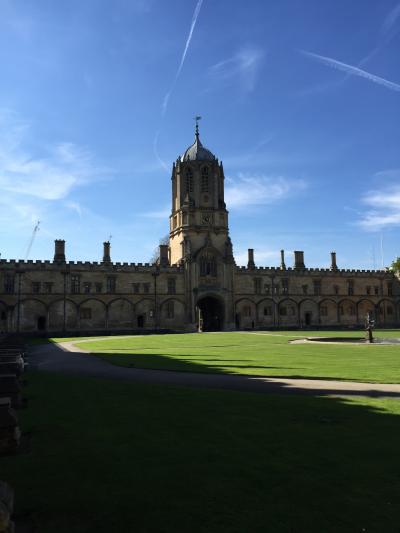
<box><xmin>1</xmin><ymin>126</ymin><xmax>399</xmax><ymax>334</ymax></box>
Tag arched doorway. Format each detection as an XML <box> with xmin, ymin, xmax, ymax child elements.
<box><xmin>197</xmin><ymin>296</ymin><xmax>224</xmax><ymax>332</ymax></box>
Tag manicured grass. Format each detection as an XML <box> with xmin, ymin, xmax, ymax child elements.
<box><xmin>2</xmin><ymin>372</ymin><xmax>400</xmax><ymax>532</ymax></box>
<box><xmin>68</xmin><ymin>330</ymin><xmax>400</xmax><ymax>384</ymax></box>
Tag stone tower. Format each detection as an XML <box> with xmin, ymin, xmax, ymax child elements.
<box><xmin>169</xmin><ymin>121</ymin><xmax>235</xmax><ymax>331</ymax></box>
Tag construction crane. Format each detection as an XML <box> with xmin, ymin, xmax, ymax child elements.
<box><xmin>24</xmin><ymin>221</ymin><xmax>40</xmax><ymax>260</ymax></box>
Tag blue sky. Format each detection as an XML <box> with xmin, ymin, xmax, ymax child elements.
<box><xmin>0</xmin><ymin>0</ymin><xmax>399</xmax><ymax>269</ymax></box>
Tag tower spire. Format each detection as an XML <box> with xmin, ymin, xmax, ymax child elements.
<box><xmin>194</xmin><ymin>115</ymin><xmax>202</xmax><ymax>139</ymax></box>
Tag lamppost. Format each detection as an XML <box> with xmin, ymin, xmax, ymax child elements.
<box><xmin>152</xmin><ymin>265</ymin><xmax>160</xmax><ymax>332</ymax></box>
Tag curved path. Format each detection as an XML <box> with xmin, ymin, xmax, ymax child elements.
<box><xmin>27</xmin><ymin>341</ymin><xmax>400</xmax><ymax>398</ymax></box>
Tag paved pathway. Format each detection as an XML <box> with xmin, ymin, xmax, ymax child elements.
<box><xmin>27</xmin><ymin>341</ymin><xmax>400</xmax><ymax>398</ymax></box>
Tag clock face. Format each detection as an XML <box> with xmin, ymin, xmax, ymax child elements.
<box><xmin>202</xmin><ymin>214</ymin><xmax>211</xmax><ymax>225</ymax></box>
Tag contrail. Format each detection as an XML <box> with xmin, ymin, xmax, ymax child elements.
<box><xmin>301</xmin><ymin>50</ymin><xmax>400</xmax><ymax>93</ymax></box>
<box><xmin>161</xmin><ymin>0</ymin><xmax>204</xmax><ymax>115</ymax></box>
<box><xmin>154</xmin><ymin>0</ymin><xmax>204</xmax><ymax>170</ymax></box>
<box><xmin>153</xmin><ymin>129</ymin><xmax>168</xmax><ymax>171</ymax></box>
<box><xmin>382</xmin><ymin>2</ymin><xmax>400</xmax><ymax>35</ymax></box>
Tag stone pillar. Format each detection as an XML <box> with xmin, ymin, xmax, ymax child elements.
<box><xmin>159</xmin><ymin>245</ymin><xmax>169</xmax><ymax>267</ymax></box>
<box><xmin>247</xmin><ymin>249</ymin><xmax>255</xmax><ymax>269</ymax></box>
<box><xmin>53</xmin><ymin>240</ymin><xmax>66</xmax><ymax>263</ymax></box>
<box><xmin>330</xmin><ymin>251</ymin><xmax>338</xmax><ymax>270</ymax></box>
<box><xmin>103</xmin><ymin>241</ymin><xmax>111</xmax><ymax>263</ymax></box>
<box><xmin>280</xmin><ymin>249</ymin><xmax>286</xmax><ymax>270</ymax></box>
<box><xmin>294</xmin><ymin>250</ymin><xmax>305</xmax><ymax>269</ymax></box>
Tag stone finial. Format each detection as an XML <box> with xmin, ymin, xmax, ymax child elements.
<box><xmin>103</xmin><ymin>241</ymin><xmax>111</xmax><ymax>263</ymax></box>
<box><xmin>53</xmin><ymin>239</ymin><xmax>66</xmax><ymax>263</ymax></box>
<box><xmin>247</xmin><ymin>248</ymin><xmax>255</xmax><ymax>269</ymax></box>
<box><xmin>280</xmin><ymin>249</ymin><xmax>286</xmax><ymax>270</ymax></box>
<box><xmin>330</xmin><ymin>251</ymin><xmax>338</xmax><ymax>270</ymax></box>
<box><xmin>294</xmin><ymin>250</ymin><xmax>305</xmax><ymax>269</ymax></box>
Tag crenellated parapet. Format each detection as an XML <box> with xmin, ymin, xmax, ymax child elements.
<box><xmin>235</xmin><ymin>265</ymin><xmax>393</xmax><ymax>278</ymax></box>
<box><xmin>0</xmin><ymin>258</ymin><xmax>182</xmax><ymax>273</ymax></box>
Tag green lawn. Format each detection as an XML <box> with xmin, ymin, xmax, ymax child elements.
<box><xmin>2</xmin><ymin>372</ymin><xmax>400</xmax><ymax>533</ymax></box>
<box><xmin>61</xmin><ymin>330</ymin><xmax>400</xmax><ymax>384</ymax></box>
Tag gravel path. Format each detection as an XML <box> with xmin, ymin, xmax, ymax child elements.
<box><xmin>27</xmin><ymin>341</ymin><xmax>400</xmax><ymax>398</ymax></box>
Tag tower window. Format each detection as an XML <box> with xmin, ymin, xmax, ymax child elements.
<box><xmin>71</xmin><ymin>275</ymin><xmax>80</xmax><ymax>294</ymax></box>
<box><xmin>200</xmin><ymin>254</ymin><xmax>217</xmax><ymax>277</ymax></box>
<box><xmin>4</xmin><ymin>275</ymin><xmax>15</xmax><ymax>294</ymax></box>
<box><xmin>167</xmin><ymin>278</ymin><xmax>176</xmax><ymax>294</ymax></box>
<box><xmin>334</xmin><ymin>285</ymin><xmax>339</xmax><ymax>295</ymax></box>
<box><xmin>83</xmin><ymin>282</ymin><xmax>91</xmax><ymax>294</ymax></box>
<box><xmin>313</xmin><ymin>280</ymin><xmax>321</xmax><ymax>295</ymax></box>
<box><xmin>185</xmin><ymin>168</ymin><xmax>193</xmax><ymax>193</ymax></box>
<box><xmin>201</xmin><ymin>167</ymin><xmax>209</xmax><ymax>192</ymax></box>
<box><xmin>282</xmin><ymin>278</ymin><xmax>289</xmax><ymax>295</ymax></box>
<box><xmin>388</xmin><ymin>282</ymin><xmax>393</xmax><ymax>296</ymax></box>
<box><xmin>347</xmin><ymin>280</ymin><xmax>354</xmax><ymax>296</ymax></box>
<box><xmin>44</xmin><ymin>282</ymin><xmax>53</xmax><ymax>294</ymax></box>
<box><xmin>132</xmin><ymin>283</ymin><xmax>140</xmax><ymax>294</ymax></box>
<box><xmin>107</xmin><ymin>276</ymin><xmax>116</xmax><ymax>293</ymax></box>
<box><xmin>253</xmin><ymin>278</ymin><xmax>261</xmax><ymax>294</ymax></box>
<box><xmin>32</xmin><ymin>282</ymin><xmax>41</xmax><ymax>294</ymax></box>
<box><xmin>143</xmin><ymin>283</ymin><xmax>150</xmax><ymax>294</ymax></box>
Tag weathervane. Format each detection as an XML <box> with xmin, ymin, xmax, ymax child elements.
<box><xmin>194</xmin><ymin>115</ymin><xmax>202</xmax><ymax>137</ymax></box>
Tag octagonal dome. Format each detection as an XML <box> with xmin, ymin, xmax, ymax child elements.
<box><xmin>181</xmin><ymin>132</ymin><xmax>216</xmax><ymax>162</ymax></box>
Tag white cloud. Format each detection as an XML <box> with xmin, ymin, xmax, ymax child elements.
<box><xmin>0</xmin><ymin>110</ymin><xmax>106</xmax><ymax>202</ymax></box>
<box><xmin>208</xmin><ymin>46</ymin><xmax>264</xmax><ymax>92</ymax></box>
<box><xmin>358</xmin><ymin>176</ymin><xmax>400</xmax><ymax>230</ymax></box>
<box><xmin>225</xmin><ymin>173</ymin><xmax>306</xmax><ymax>209</ymax></box>
<box><xmin>0</xmin><ymin>109</ymin><xmax>108</xmax><ymax>243</ymax></box>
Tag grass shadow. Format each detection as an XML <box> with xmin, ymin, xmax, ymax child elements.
<box><xmin>2</xmin><ymin>371</ymin><xmax>400</xmax><ymax>532</ymax></box>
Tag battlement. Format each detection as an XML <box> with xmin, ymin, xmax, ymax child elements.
<box><xmin>235</xmin><ymin>265</ymin><xmax>392</xmax><ymax>277</ymax></box>
<box><xmin>0</xmin><ymin>259</ymin><xmax>182</xmax><ymax>273</ymax></box>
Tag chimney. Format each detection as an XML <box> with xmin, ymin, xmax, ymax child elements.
<box><xmin>103</xmin><ymin>241</ymin><xmax>111</xmax><ymax>263</ymax></box>
<box><xmin>53</xmin><ymin>239</ymin><xmax>66</xmax><ymax>263</ymax></box>
<box><xmin>330</xmin><ymin>251</ymin><xmax>338</xmax><ymax>270</ymax></box>
<box><xmin>247</xmin><ymin>248</ymin><xmax>255</xmax><ymax>269</ymax></box>
<box><xmin>280</xmin><ymin>249</ymin><xmax>286</xmax><ymax>270</ymax></box>
<box><xmin>159</xmin><ymin>244</ymin><xmax>169</xmax><ymax>267</ymax></box>
<box><xmin>294</xmin><ymin>250</ymin><xmax>305</xmax><ymax>269</ymax></box>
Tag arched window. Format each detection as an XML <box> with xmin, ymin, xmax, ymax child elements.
<box><xmin>200</xmin><ymin>253</ymin><xmax>217</xmax><ymax>277</ymax></box>
<box><xmin>201</xmin><ymin>167</ymin><xmax>209</xmax><ymax>193</ymax></box>
<box><xmin>185</xmin><ymin>168</ymin><xmax>193</xmax><ymax>193</ymax></box>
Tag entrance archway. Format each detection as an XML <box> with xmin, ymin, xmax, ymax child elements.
<box><xmin>197</xmin><ymin>296</ymin><xmax>224</xmax><ymax>332</ymax></box>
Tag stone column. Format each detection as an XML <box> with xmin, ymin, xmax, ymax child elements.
<box><xmin>247</xmin><ymin>249</ymin><xmax>255</xmax><ymax>269</ymax></box>
<box><xmin>330</xmin><ymin>251</ymin><xmax>338</xmax><ymax>270</ymax></box>
<box><xmin>294</xmin><ymin>251</ymin><xmax>305</xmax><ymax>269</ymax></box>
<box><xmin>280</xmin><ymin>250</ymin><xmax>286</xmax><ymax>270</ymax></box>
<box><xmin>103</xmin><ymin>241</ymin><xmax>111</xmax><ymax>263</ymax></box>
<box><xmin>53</xmin><ymin>240</ymin><xmax>66</xmax><ymax>263</ymax></box>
